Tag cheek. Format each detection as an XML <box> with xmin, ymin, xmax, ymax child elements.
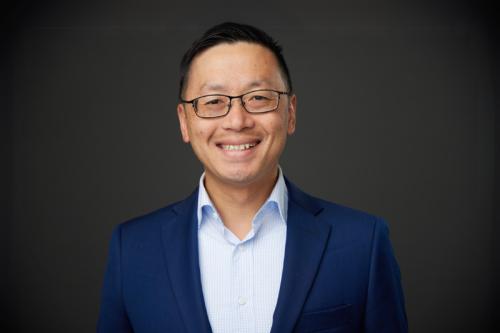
<box><xmin>189</xmin><ymin>124</ymin><xmax>214</xmax><ymax>146</ymax></box>
<box><xmin>266</xmin><ymin>117</ymin><xmax>287</xmax><ymax>138</ymax></box>
<box><xmin>195</xmin><ymin>128</ymin><xmax>206</xmax><ymax>137</ymax></box>
<box><xmin>261</xmin><ymin>120</ymin><xmax>288</xmax><ymax>155</ymax></box>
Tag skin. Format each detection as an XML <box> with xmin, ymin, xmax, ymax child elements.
<box><xmin>177</xmin><ymin>42</ymin><xmax>296</xmax><ymax>239</ymax></box>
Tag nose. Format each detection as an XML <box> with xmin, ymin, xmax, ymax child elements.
<box><xmin>221</xmin><ymin>98</ymin><xmax>255</xmax><ymax>131</ymax></box>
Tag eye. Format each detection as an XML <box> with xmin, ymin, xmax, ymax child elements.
<box><xmin>250</xmin><ymin>95</ymin><xmax>270</xmax><ymax>101</ymax></box>
<box><xmin>203</xmin><ymin>97</ymin><xmax>224</xmax><ymax>105</ymax></box>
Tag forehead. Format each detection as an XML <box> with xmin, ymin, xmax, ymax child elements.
<box><xmin>186</xmin><ymin>42</ymin><xmax>285</xmax><ymax>94</ymax></box>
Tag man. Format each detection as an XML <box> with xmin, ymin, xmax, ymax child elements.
<box><xmin>97</xmin><ymin>22</ymin><xmax>407</xmax><ymax>333</ymax></box>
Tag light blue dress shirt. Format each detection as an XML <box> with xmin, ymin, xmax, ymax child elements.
<box><xmin>197</xmin><ymin>168</ymin><xmax>288</xmax><ymax>333</ymax></box>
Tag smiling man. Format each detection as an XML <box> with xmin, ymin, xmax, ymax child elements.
<box><xmin>97</xmin><ymin>22</ymin><xmax>408</xmax><ymax>333</ymax></box>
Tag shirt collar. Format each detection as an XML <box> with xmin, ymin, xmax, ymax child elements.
<box><xmin>196</xmin><ymin>167</ymin><xmax>288</xmax><ymax>228</ymax></box>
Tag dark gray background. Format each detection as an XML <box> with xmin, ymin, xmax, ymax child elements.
<box><xmin>3</xmin><ymin>0</ymin><xmax>499</xmax><ymax>332</ymax></box>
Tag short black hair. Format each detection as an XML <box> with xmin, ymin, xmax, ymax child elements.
<box><xmin>179</xmin><ymin>22</ymin><xmax>293</xmax><ymax>99</ymax></box>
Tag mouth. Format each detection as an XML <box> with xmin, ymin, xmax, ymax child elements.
<box><xmin>216</xmin><ymin>140</ymin><xmax>261</xmax><ymax>152</ymax></box>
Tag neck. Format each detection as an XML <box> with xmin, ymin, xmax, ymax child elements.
<box><xmin>203</xmin><ymin>167</ymin><xmax>279</xmax><ymax>239</ymax></box>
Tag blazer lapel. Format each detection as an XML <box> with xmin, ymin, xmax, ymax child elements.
<box><xmin>270</xmin><ymin>180</ymin><xmax>331</xmax><ymax>333</ymax></box>
<box><xmin>160</xmin><ymin>188</ymin><xmax>212</xmax><ymax>333</ymax></box>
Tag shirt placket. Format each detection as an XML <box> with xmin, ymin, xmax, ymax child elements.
<box><xmin>231</xmin><ymin>240</ymin><xmax>255</xmax><ymax>333</ymax></box>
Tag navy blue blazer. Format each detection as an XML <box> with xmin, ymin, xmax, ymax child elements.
<box><xmin>97</xmin><ymin>180</ymin><xmax>407</xmax><ymax>332</ymax></box>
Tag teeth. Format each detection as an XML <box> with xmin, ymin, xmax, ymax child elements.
<box><xmin>221</xmin><ymin>143</ymin><xmax>256</xmax><ymax>151</ymax></box>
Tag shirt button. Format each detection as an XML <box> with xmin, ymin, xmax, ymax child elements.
<box><xmin>238</xmin><ymin>296</ymin><xmax>247</xmax><ymax>305</ymax></box>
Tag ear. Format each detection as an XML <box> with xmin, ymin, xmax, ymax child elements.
<box><xmin>287</xmin><ymin>94</ymin><xmax>297</xmax><ymax>135</ymax></box>
<box><xmin>177</xmin><ymin>103</ymin><xmax>190</xmax><ymax>143</ymax></box>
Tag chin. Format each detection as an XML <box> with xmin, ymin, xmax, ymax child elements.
<box><xmin>217</xmin><ymin>164</ymin><xmax>277</xmax><ymax>187</ymax></box>
<box><xmin>220</xmin><ymin>171</ymin><xmax>257</xmax><ymax>186</ymax></box>
<box><xmin>206</xmin><ymin>165</ymin><xmax>255</xmax><ymax>185</ymax></box>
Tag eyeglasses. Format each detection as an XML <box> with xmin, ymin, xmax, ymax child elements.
<box><xmin>180</xmin><ymin>89</ymin><xmax>289</xmax><ymax>119</ymax></box>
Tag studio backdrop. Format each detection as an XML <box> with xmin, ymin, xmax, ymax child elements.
<box><xmin>3</xmin><ymin>0</ymin><xmax>499</xmax><ymax>332</ymax></box>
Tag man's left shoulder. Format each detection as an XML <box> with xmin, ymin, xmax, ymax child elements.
<box><xmin>318</xmin><ymin>196</ymin><xmax>386</xmax><ymax>229</ymax></box>
<box><xmin>286</xmin><ymin>180</ymin><xmax>389</xmax><ymax>237</ymax></box>
<box><xmin>296</xmin><ymin>190</ymin><xmax>393</xmax><ymax>255</ymax></box>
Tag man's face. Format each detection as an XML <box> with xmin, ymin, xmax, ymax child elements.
<box><xmin>177</xmin><ymin>42</ymin><xmax>296</xmax><ymax>187</ymax></box>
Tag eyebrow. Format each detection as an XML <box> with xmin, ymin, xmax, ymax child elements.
<box><xmin>198</xmin><ymin>80</ymin><xmax>273</xmax><ymax>94</ymax></box>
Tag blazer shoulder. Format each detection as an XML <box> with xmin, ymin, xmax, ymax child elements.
<box><xmin>304</xmin><ymin>194</ymin><xmax>391</xmax><ymax>254</ymax></box>
<box><xmin>117</xmin><ymin>189</ymin><xmax>198</xmax><ymax>236</ymax></box>
<box><xmin>322</xmin><ymin>199</ymin><xmax>385</xmax><ymax>226</ymax></box>
<box><xmin>287</xmin><ymin>180</ymin><xmax>388</xmax><ymax>242</ymax></box>
<box><xmin>287</xmin><ymin>179</ymin><xmax>385</xmax><ymax>229</ymax></box>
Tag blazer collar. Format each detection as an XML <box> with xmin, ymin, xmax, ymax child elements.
<box><xmin>163</xmin><ymin>179</ymin><xmax>331</xmax><ymax>333</ymax></box>
<box><xmin>270</xmin><ymin>179</ymin><xmax>331</xmax><ymax>333</ymax></box>
<box><xmin>162</xmin><ymin>188</ymin><xmax>212</xmax><ymax>333</ymax></box>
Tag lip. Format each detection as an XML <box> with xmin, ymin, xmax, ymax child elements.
<box><xmin>216</xmin><ymin>140</ymin><xmax>261</xmax><ymax>159</ymax></box>
<box><xmin>215</xmin><ymin>138</ymin><xmax>261</xmax><ymax>146</ymax></box>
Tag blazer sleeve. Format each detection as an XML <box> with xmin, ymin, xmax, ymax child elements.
<box><xmin>97</xmin><ymin>225</ymin><xmax>133</xmax><ymax>333</ymax></box>
<box><xmin>364</xmin><ymin>218</ymin><xmax>408</xmax><ymax>333</ymax></box>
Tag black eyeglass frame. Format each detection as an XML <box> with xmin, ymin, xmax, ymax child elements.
<box><xmin>180</xmin><ymin>89</ymin><xmax>290</xmax><ymax>119</ymax></box>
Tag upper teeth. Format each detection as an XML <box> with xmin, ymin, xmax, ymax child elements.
<box><xmin>221</xmin><ymin>143</ymin><xmax>256</xmax><ymax>151</ymax></box>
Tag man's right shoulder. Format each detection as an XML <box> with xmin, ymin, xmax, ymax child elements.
<box><xmin>115</xmin><ymin>189</ymin><xmax>198</xmax><ymax>235</ymax></box>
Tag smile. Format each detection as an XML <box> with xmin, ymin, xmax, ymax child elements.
<box><xmin>220</xmin><ymin>143</ymin><xmax>256</xmax><ymax>151</ymax></box>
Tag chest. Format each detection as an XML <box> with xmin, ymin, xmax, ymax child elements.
<box><xmin>198</xmin><ymin>220</ymin><xmax>287</xmax><ymax>333</ymax></box>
